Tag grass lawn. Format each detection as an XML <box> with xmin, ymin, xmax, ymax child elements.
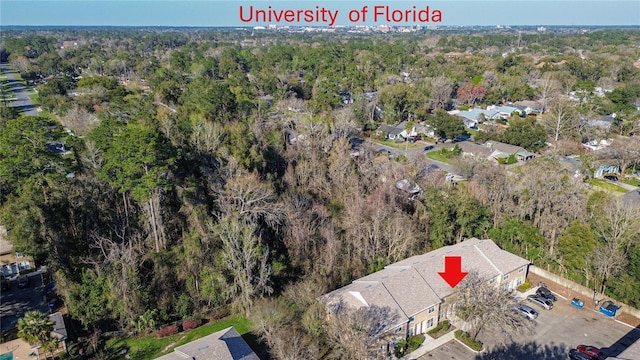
<box><xmin>26</xmin><ymin>90</ymin><xmax>39</xmax><ymax>105</ymax></box>
<box><xmin>426</xmin><ymin>151</ymin><xmax>453</xmax><ymax>163</ymax></box>
<box><xmin>371</xmin><ymin>138</ymin><xmax>424</xmax><ymax>150</ymax></box>
<box><xmin>620</xmin><ymin>177</ymin><xmax>640</xmax><ymax>187</ymax></box>
<box><xmin>106</xmin><ymin>315</ymin><xmax>254</xmax><ymax>360</ymax></box>
<box><xmin>587</xmin><ymin>179</ymin><xmax>628</xmax><ymax>193</ymax></box>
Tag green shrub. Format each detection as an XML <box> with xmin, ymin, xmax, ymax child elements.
<box><xmin>407</xmin><ymin>334</ymin><xmax>424</xmax><ymax>351</ymax></box>
<box><xmin>517</xmin><ymin>280</ymin><xmax>532</xmax><ymax>292</ymax></box>
<box><xmin>427</xmin><ymin>320</ymin><xmax>451</xmax><ymax>335</ymax></box>
<box><xmin>454</xmin><ymin>330</ymin><xmax>483</xmax><ymax>351</ymax></box>
<box><xmin>394</xmin><ymin>335</ymin><xmax>424</xmax><ymax>357</ymax></box>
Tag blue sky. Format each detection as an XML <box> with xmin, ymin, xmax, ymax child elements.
<box><xmin>1</xmin><ymin>0</ymin><xmax>639</xmax><ymax>27</ymax></box>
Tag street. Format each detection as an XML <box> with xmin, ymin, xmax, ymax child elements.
<box><xmin>1</xmin><ymin>62</ymin><xmax>39</xmax><ymax>116</ymax></box>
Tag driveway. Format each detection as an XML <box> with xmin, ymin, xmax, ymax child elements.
<box><xmin>364</xmin><ymin>137</ymin><xmax>454</xmax><ymax>173</ymax></box>
<box><xmin>0</xmin><ymin>62</ymin><xmax>38</xmax><ymax>116</ymax></box>
<box><xmin>0</xmin><ymin>273</ymin><xmax>50</xmax><ymax>332</ymax></box>
<box><xmin>418</xmin><ymin>290</ymin><xmax>639</xmax><ymax>360</ymax></box>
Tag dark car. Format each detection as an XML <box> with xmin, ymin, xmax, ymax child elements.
<box><xmin>568</xmin><ymin>349</ymin><xmax>594</xmax><ymax>360</ymax></box>
<box><xmin>576</xmin><ymin>345</ymin><xmax>606</xmax><ymax>360</ymax></box>
<box><xmin>603</xmin><ymin>175</ymin><xmax>618</xmax><ymax>181</ymax></box>
<box><xmin>17</xmin><ymin>275</ymin><xmax>30</xmax><ymax>288</ymax></box>
<box><xmin>0</xmin><ymin>277</ymin><xmax>10</xmax><ymax>292</ymax></box>
<box><xmin>536</xmin><ymin>287</ymin><xmax>557</xmax><ymax>302</ymax></box>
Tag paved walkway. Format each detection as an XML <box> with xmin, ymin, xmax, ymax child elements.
<box><xmin>403</xmin><ymin>331</ymin><xmax>457</xmax><ymax>359</ymax></box>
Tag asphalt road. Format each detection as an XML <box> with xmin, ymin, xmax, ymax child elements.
<box><xmin>1</xmin><ymin>63</ymin><xmax>39</xmax><ymax>116</ymax></box>
<box><xmin>363</xmin><ymin>137</ymin><xmax>454</xmax><ymax>173</ymax></box>
<box><xmin>419</xmin><ymin>289</ymin><xmax>640</xmax><ymax>360</ymax></box>
<box><xmin>0</xmin><ymin>273</ymin><xmax>50</xmax><ymax>332</ymax></box>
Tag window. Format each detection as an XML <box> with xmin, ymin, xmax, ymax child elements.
<box><xmin>15</xmin><ymin>252</ymin><xmax>24</xmax><ymax>258</ymax></box>
<box><xmin>395</xmin><ymin>327</ymin><xmax>402</xmax><ymax>334</ymax></box>
<box><xmin>519</xmin><ymin>266</ymin><xmax>525</xmax><ymax>273</ymax></box>
<box><xmin>503</xmin><ymin>273</ymin><xmax>509</xmax><ymax>280</ymax></box>
<box><xmin>427</xmin><ymin>318</ymin><xmax>434</xmax><ymax>328</ymax></box>
<box><xmin>489</xmin><ymin>278</ymin><xmax>495</xmax><ymax>284</ymax></box>
<box><xmin>428</xmin><ymin>306</ymin><xmax>435</xmax><ymax>314</ymax></box>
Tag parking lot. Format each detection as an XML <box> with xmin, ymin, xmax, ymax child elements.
<box><xmin>0</xmin><ymin>272</ymin><xmax>50</xmax><ymax>332</ymax></box>
<box><xmin>419</xmin><ymin>290</ymin><xmax>640</xmax><ymax>360</ymax></box>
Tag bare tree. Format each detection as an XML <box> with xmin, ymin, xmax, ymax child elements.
<box><xmin>515</xmin><ymin>159</ymin><xmax>587</xmax><ymax>258</ymax></box>
<box><xmin>212</xmin><ymin>216</ymin><xmax>273</xmax><ymax>312</ymax></box>
<box><xmin>429</xmin><ymin>76</ymin><xmax>453</xmax><ymax>110</ymax></box>
<box><xmin>598</xmin><ymin>135</ymin><xmax>640</xmax><ymax>176</ymax></box>
<box><xmin>541</xmin><ymin>99</ymin><xmax>579</xmax><ymax>148</ymax></box>
<box><xmin>324</xmin><ymin>303</ymin><xmax>400</xmax><ymax>360</ymax></box>
<box><xmin>216</xmin><ymin>168</ymin><xmax>283</xmax><ymax>227</ymax></box>
<box><xmin>535</xmin><ymin>74</ymin><xmax>560</xmax><ymax>114</ymax></box>
<box><xmin>62</xmin><ymin>105</ymin><xmax>100</xmax><ymax>136</ymax></box>
<box><xmin>455</xmin><ymin>271</ymin><xmax>535</xmax><ymax>342</ymax></box>
<box><xmin>591</xmin><ymin>198</ymin><xmax>640</xmax><ymax>293</ymax></box>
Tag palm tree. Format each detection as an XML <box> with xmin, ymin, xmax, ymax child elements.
<box><xmin>17</xmin><ymin>310</ymin><xmax>53</xmax><ymax>345</ymax></box>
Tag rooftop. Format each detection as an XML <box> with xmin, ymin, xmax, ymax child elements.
<box><xmin>154</xmin><ymin>327</ymin><xmax>259</xmax><ymax>360</ymax></box>
<box><xmin>320</xmin><ymin>238</ymin><xmax>530</xmax><ymax>331</ymax></box>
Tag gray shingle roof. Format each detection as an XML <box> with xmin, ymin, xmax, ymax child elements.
<box><xmin>155</xmin><ymin>327</ymin><xmax>259</xmax><ymax>360</ymax></box>
<box><xmin>458</xmin><ymin>141</ymin><xmax>492</xmax><ymax>158</ymax></box>
<box><xmin>320</xmin><ymin>238</ymin><xmax>530</xmax><ymax>326</ymax></box>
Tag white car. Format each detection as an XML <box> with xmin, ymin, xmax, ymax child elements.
<box><xmin>515</xmin><ymin>304</ymin><xmax>539</xmax><ymax>320</ymax></box>
<box><xmin>527</xmin><ymin>295</ymin><xmax>553</xmax><ymax>310</ymax></box>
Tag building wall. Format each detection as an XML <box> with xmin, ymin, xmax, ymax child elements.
<box><xmin>0</xmin><ymin>253</ymin><xmax>33</xmax><ymax>277</ymax></box>
<box><xmin>408</xmin><ymin>303</ymin><xmax>440</xmax><ymax>336</ymax></box>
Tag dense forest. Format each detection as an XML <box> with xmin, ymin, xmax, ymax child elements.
<box><xmin>1</xmin><ymin>28</ymin><xmax>639</xmax><ymax>358</ymax></box>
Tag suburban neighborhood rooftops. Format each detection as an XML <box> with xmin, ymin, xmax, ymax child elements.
<box><xmin>154</xmin><ymin>326</ymin><xmax>259</xmax><ymax>360</ymax></box>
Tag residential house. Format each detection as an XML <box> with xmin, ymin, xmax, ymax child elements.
<box><xmin>486</xmin><ymin>105</ymin><xmax>522</xmax><ymax>118</ymax></box>
<box><xmin>320</xmin><ymin>238</ymin><xmax>530</xmax><ymax>342</ymax></box>
<box><xmin>0</xmin><ymin>226</ymin><xmax>34</xmax><ymax>278</ymax></box>
<box><xmin>0</xmin><ymin>312</ymin><xmax>69</xmax><ymax>359</ymax></box>
<box><xmin>584</xmin><ymin>114</ymin><xmax>617</xmax><ymax>130</ymax></box>
<box><xmin>583</xmin><ymin>138</ymin><xmax>613</xmax><ymax>151</ymax></box>
<box><xmin>378</xmin><ymin>122</ymin><xmax>416</xmax><ymax>141</ymax></box>
<box><xmin>48</xmin><ymin>312</ymin><xmax>68</xmax><ymax>354</ymax></box>
<box><xmin>484</xmin><ymin>141</ymin><xmax>535</xmax><ymax>162</ymax></box>
<box><xmin>414</xmin><ymin>123</ymin><xmax>435</xmax><ymax>138</ymax></box>
<box><xmin>595</xmin><ymin>165</ymin><xmax>620</xmax><ymax>178</ymax></box>
<box><xmin>622</xmin><ymin>189</ymin><xmax>640</xmax><ymax>209</ymax></box>
<box><xmin>450</xmin><ymin>108</ymin><xmax>501</xmax><ymax>128</ymax></box>
<box><xmin>457</xmin><ymin>141</ymin><xmax>493</xmax><ymax>159</ymax></box>
<box><xmin>155</xmin><ymin>326</ymin><xmax>259</xmax><ymax>360</ymax></box>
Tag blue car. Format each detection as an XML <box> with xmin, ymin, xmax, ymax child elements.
<box><xmin>599</xmin><ymin>300</ymin><xmax>619</xmax><ymax>317</ymax></box>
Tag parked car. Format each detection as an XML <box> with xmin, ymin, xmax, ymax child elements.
<box><xmin>603</xmin><ymin>175</ymin><xmax>618</xmax><ymax>181</ymax></box>
<box><xmin>568</xmin><ymin>348</ymin><xmax>595</xmax><ymax>360</ymax></box>
<box><xmin>0</xmin><ymin>277</ymin><xmax>10</xmax><ymax>292</ymax></box>
<box><xmin>527</xmin><ymin>295</ymin><xmax>554</xmax><ymax>310</ymax></box>
<box><xmin>576</xmin><ymin>345</ymin><xmax>606</xmax><ymax>360</ymax></box>
<box><xmin>17</xmin><ymin>275</ymin><xmax>30</xmax><ymax>288</ymax></box>
<box><xmin>599</xmin><ymin>300</ymin><xmax>619</xmax><ymax>317</ymax></box>
<box><xmin>536</xmin><ymin>287</ymin><xmax>557</xmax><ymax>302</ymax></box>
<box><xmin>514</xmin><ymin>304</ymin><xmax>538</xmax><ymax>320</ymax></box>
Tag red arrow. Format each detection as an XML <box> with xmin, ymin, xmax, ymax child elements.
<box><xmin>438</xmin><ymin>256</ymin><xmax>468</xmax><ymax>288</ymax></box>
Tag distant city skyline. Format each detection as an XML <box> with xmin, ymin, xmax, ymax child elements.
<box><xmin>2</xmin><ymin>0</ymin><xmax>639</xmax><ymax>27</ymax></box>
